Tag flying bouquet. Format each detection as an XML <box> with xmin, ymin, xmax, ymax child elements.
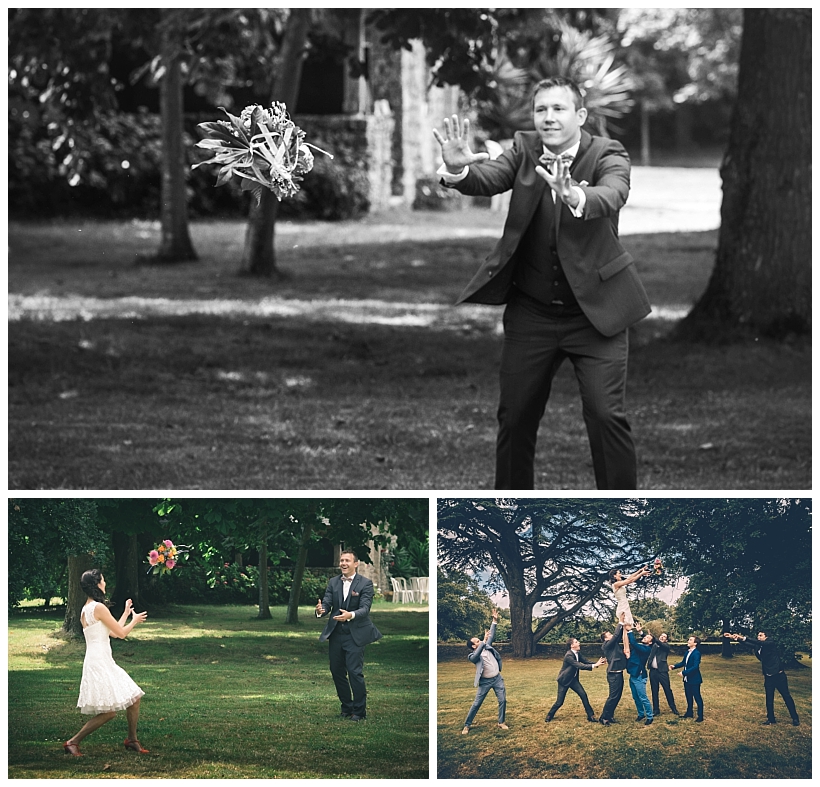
<box><xmin>147</xmin><ymin>539</ymin><xmax>191</xmax><ymax>576</ymax></box>
<box><xmin>192</xmin><ymin>102</ymin><xmax>332</xmax><ymax>203</ymax></box>
<box><xmin>653</xmin><ymin>557</ymin><xmax>663</xmax><ymax>576</ymax></box>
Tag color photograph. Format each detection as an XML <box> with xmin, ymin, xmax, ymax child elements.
<box><xmin>436</xmin><ymin>498</ymin><xmax>811</xmax><ymax>779</ymax></box>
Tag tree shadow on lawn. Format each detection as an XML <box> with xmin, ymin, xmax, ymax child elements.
<box><xmin>8</xmin><ymin>607</ymin><xmax>429</xmax><ymax>778</ymax></box>
<box><xmin>7</xmin><ymin>306</ymin><xmax>810</xmax><ymax>490</ymax></box>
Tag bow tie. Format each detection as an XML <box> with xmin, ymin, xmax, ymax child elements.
<box><xmin>342</xmin><ymin>576</ymin><xmax>353</xmax><ymax>582</ymax></box>
<box><xmin>540</xmin><ymin>152</ymin><xmax>574</xmax><ymax>169</ymax></box>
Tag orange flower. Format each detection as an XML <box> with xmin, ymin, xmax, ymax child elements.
<box><xmin>158</xmin><ymin>554</ymin><xmax>166</xmax><ymax>563</ymax></box>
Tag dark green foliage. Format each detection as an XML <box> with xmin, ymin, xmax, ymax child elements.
<box><xmin>8</xmin><ymin>499</ymin><xmax>105</xmax><ymax>609</ymax></box>
<box><xmin>436</xmin><ymin>567</ymin><xmax>495</xmax><ymax>641</ymax></box>
<box><xmin>385</xmin><ymin>535</ymin><xmax>429</xmax><ymax>578</ymax></box>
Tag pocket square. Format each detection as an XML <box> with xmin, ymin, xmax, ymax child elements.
<box><xmin>351</xmin><ymin>590</ymin><xmax>359</xmax><ymax>596</ymax></box>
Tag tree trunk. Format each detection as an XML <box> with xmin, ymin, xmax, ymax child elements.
<box><xmin>156</xmin><ymin>12</ymin><xmax>197</xmax><ymax>263</ymax></box>
<box><xmin>679</xmin><ymin>9</ymin><xmax>811</xmax><ymax>339</ymax></box>
<box><xmin>721</xmin><ymin>619</ymin><xmax>733</xmax><ymax>658</ymax></box>
<box><xmin>508</xmin><ymin>594</ymin><xmax>535</xmax><ymax>658</ymax></box>
<box><xmin>240</xmin><ymin>8</ymin><xmax>312</xmax><ymax>277</ymax></box>
<box><xmin>640</xmin><ymin>100</ymin><xmax>651</xmax><ymax>167</ymax></box>
<box><xmin>111</xmin><ymin>531</ymin><xmax>140</xmax><ymax>618</ymax></box>
<box><xmin>62</xmin><ymin>553</ymin><xmax>96</xmax><ymax>638</ymax></box>
<box><xmin>257</xmin><ymin>540</ymin><xmax>272</xmax><ymax>619</ymax></box>
<box><xmin>285</xmin><ymin>518</ymin><xmax>315</xmax><ymax>624</ymax></box>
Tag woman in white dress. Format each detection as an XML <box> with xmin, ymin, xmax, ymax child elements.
<box><xmin>63</xmin><ymin>569</ymin><xmax>149</xmax><ymax>756</ymax></box>
<box><xmin>609</xmin><ymin>566</ymin><xmax>650</xmax><ymax>626</ymax></box>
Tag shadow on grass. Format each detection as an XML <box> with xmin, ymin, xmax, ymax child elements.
<box><xmin>9</xmin><ymin>605</ymin><xmax>429</xmax><ymax>779</ymax></box>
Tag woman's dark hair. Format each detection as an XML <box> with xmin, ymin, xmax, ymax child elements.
<box><xmin>80</xmin><ymin>568</ymin><xmax>107</xmax><ymax>604</ymax></box>
<box><xmin>608</xmin><ymin>568</ymin><xmax>621</xmax><ymax>582</ymax></box>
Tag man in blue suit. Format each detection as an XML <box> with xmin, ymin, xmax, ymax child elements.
<box><xmin>434</xmin><ymin>76</ymin><xmax>650</xmax><ymax>490</ymax></box>
<box><xmin>670</xmin><ymin>635</ymin><xmax>704</xmax><ymax>721</ymax></box>
<box><xmin>625</xmin><ymin>624</ymin><xmax>654</xmax><ymax>725</ymax></box>
<box><xmin>462</xmin><ymin>609</ymin><xmax>508</xmax><ymax>734</ymax></box>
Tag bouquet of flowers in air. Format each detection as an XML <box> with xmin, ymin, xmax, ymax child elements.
<box><xmin>147</xmin><ymin>539</ymin><xmax>190</xmax><ymax>576</ymax></box>
<box><xmin>653</xmin><ymin>557</ymin><xmax>663</xmax><ymax>575</ymax></box>
<box><xmin>192</xmin><ymin>102</ymin><xmax>332</xmax><ymax>202</ymax></box>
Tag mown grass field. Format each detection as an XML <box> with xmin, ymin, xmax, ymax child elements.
<box><xmin>437</xmin><ymin>650</ymin><xmax>811</xmax><ymax>779</ymax></box>
<box><xmin>8</xmin><ymin>603</ymin><xmax>429</xmax><ymax>779</ymax></box>
<box><xmin>8</xmin><ymin>209</ymin><xmax>810</xmax><ymax>490</ymax></box>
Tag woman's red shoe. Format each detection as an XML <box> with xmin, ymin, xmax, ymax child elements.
<box><xmin>63</xmin><ymin>741</ymin><xmax>82</xmax><ymax>756</ymax></box>
<box><xmin>123</xmin><ymin>738</ymin><xmax>149</xmax><ymax>753</ymax></box>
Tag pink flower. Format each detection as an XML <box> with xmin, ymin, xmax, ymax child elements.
<box><xmin>149</xmin><ymin>550</ymin><xmax>159</xmax><ymax>566</ymax></box>
<box><xmin>163</xmin><ymin>539</ymin><xmax>174</xmax><ymax>548</ymax></box>
<box><xmin>166</xmin><ymin>559</ymin><xmax>176</xmax><ymax>570</ymax></box>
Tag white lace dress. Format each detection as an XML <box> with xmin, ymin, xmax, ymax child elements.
<box><xmin>613</xmin><ymin>584</ymin><xmax>635</xmax><ymax>626</ymax></box>
<box><xmin>77</xmin><ymin>601</ymin><xmax>144</xmax><ymax>715</ymax></box>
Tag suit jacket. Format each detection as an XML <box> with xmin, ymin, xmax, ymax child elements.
<box><xmin>647</xmin><ymin>639</ymin><xmax>672</xmax><ymax>671</ymax></box>
<box><xmin>445</xmin><ymin>129</ymin><xmax>651</xmax><ymax>337</ymax></box>
<box><xmin>602</xmin><ymin>624</ymin><xmax>628</xmax><ymax>673</ymax></box>
<box><xmin>468</xmin><ymin>621</ymin><xmax>502</xmax><ymax>687</ymax></box>
<box><xmin>626</xmin><ymin>631</ymin><xmax>652</xmax><ymax>679</ymax></box>
<box><xmin>672</xmin><ymin>647</ymin><xmax>703</xmax><ymax>685</ymax></box>
<box><xmin>557</xmin><ymin>649</ymin><xmax>595</xmax><ymax>687</ymax></box>
<box><xmin>317</xmin><ymin>574</ymin><xmax>382</xmax><ymax>648</ymax></box>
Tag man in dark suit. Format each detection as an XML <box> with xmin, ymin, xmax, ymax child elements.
<box><xmin>433</xmin><ymin>75</ymin><xmax>650</xmax><ymax>490</ymax></box>
<box><xmin>315</xmin><ymin>549</ymin><xmax>382</xmax><ymax>721</ymax></box>
<box><xmin>725</xmin><ymin>630</ymin><xmax>799</xmax><ymax>726</ymax></box>
<box><xmin>648</xmin><ymin>632</ymin><xmax>680</xmax><ymax>716</ymax></box>
<box><xmin>599</xmin><ymin>613</ymin><xmax>630</xmax><ymax>726</ymax></box>
<box><xmin>545</xmin><ymin>637</ymin><xmax>605</xmax><ymax>723</ymax></box>
<box><xmin>670</xmin><ymin>635</ymin><xmax>703</xmax><ymax>721</ymax></box>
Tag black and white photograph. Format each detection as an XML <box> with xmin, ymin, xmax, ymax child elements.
<box><xmin>7</xmin><ymin>8</ymin><xmax>810</xmax><ymax>491</ymax></box>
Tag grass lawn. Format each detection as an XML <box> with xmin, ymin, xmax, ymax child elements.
<box><xmin>8</xmin><ymin>210</ymin><xmax>811</xmax><ymax>490</ymax></box>
<box><xmin>8</xmin><ymin>603</ymin><xmax>429</xmax><ymax>779</ymax></box>
<box><xmin>437</xmin><ymin>651</ymin><xmax>811</xmax><ymax>779</ymax></box>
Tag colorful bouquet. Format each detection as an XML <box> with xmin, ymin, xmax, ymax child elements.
<box><xmin>653</xmin><ymin>557</ymin><xmax>663</xmax><ymax>575</ymax></box>
<box><xmin>147</xmin><ymin>539</ymin><xmax>190</xmax><ymax>576</ymax></box>
<box><xmin>192</xmin><ymin>102</ymin><xmax>332</xmax><ymax>202</ymax></box>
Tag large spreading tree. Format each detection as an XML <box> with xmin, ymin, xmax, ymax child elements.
<box><xmin>437</xmin><ymin>498</ymin><xmax>656</xmax><ymax>657</ymax></box>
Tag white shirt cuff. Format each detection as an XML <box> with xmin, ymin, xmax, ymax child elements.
<box><xmin>437</xmin><ymin>162</ymin><xmax>469</xmax><ymax>183</ymax></box>
<box><xmin>568</xmin><ymin>186</ymin><xmax>586</xmax><ymax>217</ymax></box>
<box><xmin>349</xmin><ymin>610</ymin><xmax>356</xmax><ymax>619</ymax></box>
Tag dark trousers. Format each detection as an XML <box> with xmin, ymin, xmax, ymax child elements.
<box><xmin>328</xmin><ymin>625</ymin><xmax>367</xmax><ymax>716</ymax></box>
<box><xmin>764</xmin><ymin>671</ymin><xmax>798</xmax><ymax>722</ymax></box>
<box><xmin>547</xmin><ymin>678</ymin><xmax>595</xmax><ymax>720</ymax></box>
<box><xmin>682</xmin><ymin>680</ymin><xmax>704</xmax><ymax>719</ymax></box>
<box><xmin>494</xmin><ymin>292</ymin><xmax>637</xmax><ymax>490</ymax></box>
<box><xmin>601</xmin><ymin>671</ymin><xmax>624</xmax><ymax>721</ymax></box>
<box><xmin>649</xmin><ymin>667</ymin><xmax>679</xmax><ymax>714</ymax></box>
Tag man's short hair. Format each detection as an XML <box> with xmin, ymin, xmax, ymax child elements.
<box><xmin>567</xmin><ymin>638</ymin><xmax>578</xmax><ymax>649</ymax></box>
<box><xmin>691</xmin><ymin>635</ymin><xmax>701</xmax><ymax>645</ymax></box>
<box><xmin>600</xmin><ymin>631</ymin><xmax>610</xmax><ymax>642</ymax></box>
<box><xmin>531</xmin><ymin>76</ymin><xmax>585</xmax><ymax>110</ymax></box>
<box><xmin>758</xmin><ymin>629</ymin><xmax>770</xmax><ymax>638</ymax></box>
<box><xmin>340</xmin><ymin>549</ymin><xmax>359</xmax><ymax>561</ymax></box>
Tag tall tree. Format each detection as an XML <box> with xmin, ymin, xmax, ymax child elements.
<box><xmin>680</xmin><ymin>9</ymin><xmax>811</xmax><ymax>338</ymax></box>
<box><xmin>632</xmin><ymin>498</ymin><xmax>811</xmax><ymax>663</ymax></box>
<box><xmin>8</xmin><ymin>499</ymin><xmax>107</xmax><ymax>637</ymax></box>
<box><xmin>240</xmin><ymin>8</ymin><xmax>312</xmax><ymax>277</ymax></box>
<box><xmin>437</xmin><ymin>498</ymin><xmax>654</xmax><ymax>657</ymax></box>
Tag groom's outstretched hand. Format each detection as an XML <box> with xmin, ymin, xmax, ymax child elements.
<box><xmin>432</xmin><ymin>115</ymin><xmax>489</xmax><ymax>174</ymax></box>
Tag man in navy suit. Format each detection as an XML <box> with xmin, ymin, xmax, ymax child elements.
<box><xmin>462</xmin><ymin>609</ymin><xmax>508</xmax><ymax>734</ymax></box>
<box><xmin>545</xmin><ymin>637</ymin><xmax>605</xmax><ymax>722</ymax></box>
<box><xmin>434</xmin><ymin>76</ymin><xmax>650</xmax><ymax>490</ymax></box>
<box><xmin>670</xmin><ymin>635</ymin><xmax>704</xmax><ymax>721</ymax></box>
<box><xmin>315</xmin><ymin>550</ymin><xmax>382</xmax><ymax>721</ymax></box>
